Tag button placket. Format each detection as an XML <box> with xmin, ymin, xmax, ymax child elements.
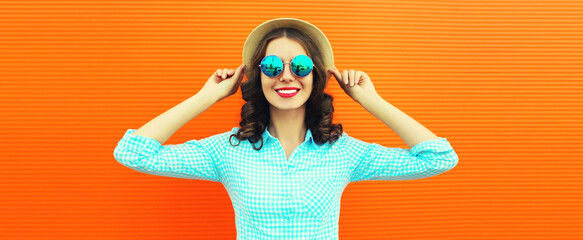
<box><xmin>282</xmin><ymin>169</ymin><xmax>292</xmax><ymax>220</ymax></box>
<box><xmin>285</xmin><ymin>192</ymin><xmax>293</xmax><ymax>220</ymax></box>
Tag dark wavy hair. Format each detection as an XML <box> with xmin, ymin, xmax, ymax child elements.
<box><xmin>229</xmin><ymin>27</ymin><xmax>343</xmax><ymax>150</ymax></box>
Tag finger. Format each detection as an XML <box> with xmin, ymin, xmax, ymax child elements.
<box><xmin>227</xmin><ymin>69</ymin><xmax>235</xmax><ymax>76</ymax></box>
<box><xmin>362</xmin><ymin>72</ymin><xmax>370</xmax><ymax>81</ymax></box>
<box><xmin>233</xmin><ymin>64</ymin><xmax>245</xmax><ymax>82</ymax></box>
<box><xmin>221</xmin><ymin>68</ymin><xmax>228</xmax><ymax>79</ymax></box>
<box><xmin>328</xmin><ymin>67</ymin><xmax>342</xmax><ymax>81</ymax></box>
<box><xmin>234</xmin><ymin>65</ymin><xmax>247</xmax><ymax>93</ymax></box>
<box><xmin>342</xmin><ymin>70</ymin><xmax>349</xmax><ymax>85</ymax></box>
<box><xmin>354</xmin><ymin>71</ymin><xmax>362</xmax><ymax>85</ymax></box>
<box><xmin>227</xmin><ymin>65</ymin><xmax>244</xmax><ymax>89</ymax></box>
<box><xmin>217</xmin><ymin>69</ymin><xmax>222</xmax><ymax>77</ymax></box>
<box><xmin>349</xmin><ymin>69</ymin><xmax>355</xmax><ymax>87</ymax></box>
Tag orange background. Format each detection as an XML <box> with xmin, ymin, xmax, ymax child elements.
<box><xmin>1</xmin><ymin>0</ymin><xmax>582</xmax><ymax>239</ymax></box>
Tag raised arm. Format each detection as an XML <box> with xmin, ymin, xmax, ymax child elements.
<box><xmin>113</xmin><ymin>64</ymin><xmax>245</xmax><ymax>182</ymax></box>
<box><xmin>133</xmin><ymin>64</ymin><xmax>245</xmax><ymax>144</ymax></box>
<box><xmin>329</xmin><ymin>67</ymin><xmax>439</xmax><ymax>148</ymax></box>
<box><xmin>327</xmin><ymin>67</ymin><xmax>458</xmax><ymax>182</ymax></box>
<box><xmin>346</xmin><ymin>134</ymin><xmax>458</xmax><ymax>182</ymax></box>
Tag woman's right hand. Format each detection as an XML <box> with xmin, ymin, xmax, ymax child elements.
<box><xmin>200</xmin><ymin>63</ymin><xmax>246</xmax><ymax>103</ymax></box>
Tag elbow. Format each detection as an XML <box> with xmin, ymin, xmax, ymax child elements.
<box><xmin>412</xmin><ymin>137</ymin><xmax>459</xmax><ymax>172</ymax></box>
<box><xmin>445</xmin><ymin>153</ymin><xmax>459</xmax><ymax>171</ymax></box>
<box><xmin>113</xmin><ymin>145</ymin><xmax>144</xmax><ymax>169</ymax></box>
<box><xmin>425</xmin><ymin>149</ymin><xmax>459</xmax><ymax>173</ymax></box>
<box><xmin>437</xmin><ymin>150</ymin><xmax>459</xmax><ymax>172</ymax></box>
<box><xmin>113</xmin><ymin>146</ymin><xmax>130</xmax><ymax>166</ymax></box>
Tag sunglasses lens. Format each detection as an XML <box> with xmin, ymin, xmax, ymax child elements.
<box><xmin>260</xmin><ymin>55</ymin><xmax>283</xmax><ymax>77</ymax></box>
<box><xmin>291</xmin><ymin>55</ymin><xmax>313</xmax><ymax>77</ymax></box>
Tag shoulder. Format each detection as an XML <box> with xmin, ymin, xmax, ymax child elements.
<box><xmin>326</xmin><ymin>131</ymin><xmax>371</xmax><ymax>149</ymax></box>
<box><xmin>329</xmin><ymin>131</ymin><xmax>376</xmax><ymax>155</ymax></box>
<box><xmin>184</xmin><ymin>127</ymin><xmax>239</xmax><ymax>146</ymax></box>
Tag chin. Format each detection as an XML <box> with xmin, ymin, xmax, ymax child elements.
<box><xmin>264</xmin><ymin>89</ymin><xmax>311</xmax><ymax>112</ymax></box>
<box><xmin>267</xmin><ymin>99</ymin><xmax>307</xmax><ymax>111</ymax></box>
<box><xmin>271</xmin><ymin>104</ymin><xmax>305</xmax><ymax>111</ymax></box>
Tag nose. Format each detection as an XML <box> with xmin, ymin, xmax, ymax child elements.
<box><xmin>278</xmin><ymin>63</ymin><xmax>295</xmax><ymax>82</ymax></box>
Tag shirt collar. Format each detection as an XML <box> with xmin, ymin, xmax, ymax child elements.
<box><xmin>261</xmin><ymin>126</ymin><xmax>316</xmax><ymax>147</ymax></box>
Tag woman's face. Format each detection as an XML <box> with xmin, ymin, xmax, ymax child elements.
<box><xmin>261</xmin><ymin>37</ymin><xmax>313</xmax><ymax>112</ymax></box>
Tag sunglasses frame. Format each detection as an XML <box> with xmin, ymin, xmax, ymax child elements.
<box><xmin>258</xmin><ymin>55</ymin><xmax>315</xmax><ymax>77</ymax></box>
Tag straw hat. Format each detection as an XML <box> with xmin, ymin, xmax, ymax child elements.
<box><xmin>242</xmin><ymin>18</ymin><xmax>334</xmax><ymax>79</ymax></box>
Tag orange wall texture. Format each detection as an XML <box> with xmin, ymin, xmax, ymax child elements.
<box><xmin>1</xmin><ymin>1</ymin><xmax>582</xmax><ymax>239</ymax></box>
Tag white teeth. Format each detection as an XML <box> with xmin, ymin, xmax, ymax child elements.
<box><xmin>276</xmin><ymin>89</ymin><xmax>299</xmax><ymax>94</ymax></box>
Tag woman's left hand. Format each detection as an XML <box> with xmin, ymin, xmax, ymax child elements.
<box><xmin>329</xmin><ymin>67</ymin><xmax>378</xmax><ymax>103</ymax></box>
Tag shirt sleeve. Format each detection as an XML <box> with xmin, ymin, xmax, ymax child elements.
<box><xmin>348</xmin><ymin>136</ymin><xmax>459</xmax><ymax>182</ymax></box>
<box><xmin>113</xmin><ymin>129</ymin><xmax>228</xmax><ymax>182</ymax></box>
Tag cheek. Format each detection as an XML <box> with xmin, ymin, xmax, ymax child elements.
<box><xmin>304</xmin><ymin>78</ymin><xmax>314</xmax><ymax>93</ymax></box>
<box><xmin>261</xmin><ymin>78</ymin><xmax>276</xmax><ymax>96</ymax></box>
<box><xmin>260</xmin><ymin>77</ymin><xmax>270</xmax><ymax>90</ymax></box>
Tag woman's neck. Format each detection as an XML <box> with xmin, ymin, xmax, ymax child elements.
<box><xmin>268</xmin><ymin>105</ymin><xmax>307</xmax><ymax>143</ymax></box>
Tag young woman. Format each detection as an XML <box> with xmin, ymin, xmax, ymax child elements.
<box><xmin>114</xmin><ymin>18</ymin><xmax>459</xmax><ymax>239</ymax></box>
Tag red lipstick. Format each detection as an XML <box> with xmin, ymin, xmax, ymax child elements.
<box><xmin>275</xmin><ymin>87</ymin><xmax>300</xmax><ymax>98</ymax></box>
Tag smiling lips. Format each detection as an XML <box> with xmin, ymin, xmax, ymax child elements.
<box><xmin>275</xmin><ymin>87</ymin><xmax>300</xmax><ymax>98</ymax></box>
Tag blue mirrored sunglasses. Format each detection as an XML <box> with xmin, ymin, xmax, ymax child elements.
<box><xmin>258</xmin><ymin>55</ymin><xmax>314</xmax><ymax>77</ymax></box>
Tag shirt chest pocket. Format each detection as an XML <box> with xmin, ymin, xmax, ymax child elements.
<box><xmin>300</xmin><ymin>174</ymin><xmax>338</xmax><ymax>220</ymax></box>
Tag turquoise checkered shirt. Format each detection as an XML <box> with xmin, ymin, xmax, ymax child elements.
<box><xmin>114</xmin><ymin>126</ymin><xmax>458</xmax><ymax>239</ymax></box>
